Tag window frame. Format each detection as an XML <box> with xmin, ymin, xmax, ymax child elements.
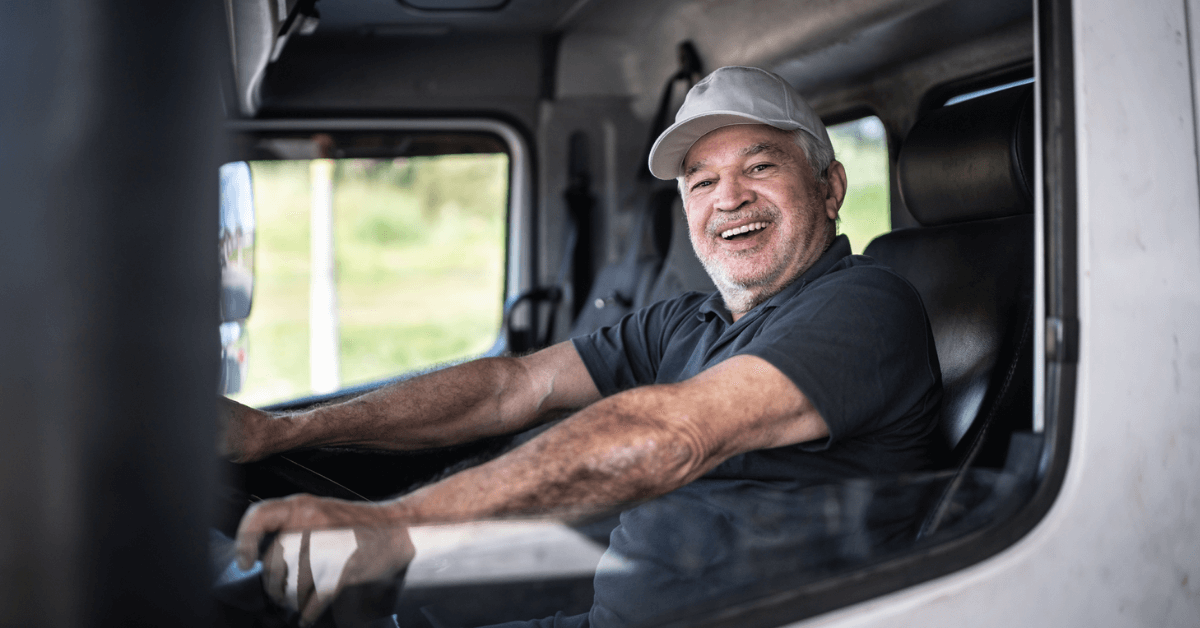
<box><xmin>224</xmin><ymin>117</ymin><xmax>533</xmax><ymax>407</ymax></box>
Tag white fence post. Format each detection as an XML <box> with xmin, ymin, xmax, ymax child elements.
<box><xmin>309</xmin><ymin>158</ymin><xmax>340</xmax><ymax>394</ymax></box>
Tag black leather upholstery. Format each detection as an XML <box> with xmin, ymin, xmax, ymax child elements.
<box><xmin>866</xmin><ymin>215</ymin><xmax>1032</xmax><ymax>459</ymax></box>
<box><xmin>898</xmin><ymin>85</ymin><xmax>1033</xmax><ymax>227</ymax></box>
<box><xmin>866</xmin><ymin>83</ymin><xmax>1035</xmax><ymax>467</ymax></box>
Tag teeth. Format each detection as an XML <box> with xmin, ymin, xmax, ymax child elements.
<box><xmin>721</xmin><ymin>222</ymin><xmax>768</xmax><ymax>240</ymax></box>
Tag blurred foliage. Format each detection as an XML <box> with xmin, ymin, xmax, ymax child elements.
<box><xmin>233</xmin><ymin>154</ymin><xmax>508</xmax><ymax>407</ymax></box>
<box><xmin>828</xmin><ymin>116</ymin><xmax>891</xmax><ymax>254</ymax></box>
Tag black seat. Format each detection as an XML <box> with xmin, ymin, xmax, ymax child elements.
<box><xmin>641</xmin><ymin>196</ymin><xmax>717</xmax><ymax>305</ymax></box>
<box><xmin>865</xmin><ymin>83</ymin><xmax>1035</xmax><ymax>474</ymax></box>
<box><xmin>569</xmin><ymin>188</ymin><xmax>716</xmax><ymax>338</ymax></box>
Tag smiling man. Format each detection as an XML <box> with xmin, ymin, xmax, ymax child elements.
<box><xmin>679</xmin><ymin>124</ymin><xmax>841</xmax><ymax>314</ymax></box>
<box><xmin>222</xmin><ymin>66</ymin><xmax>942</xmax><ymax>627</ymax></box>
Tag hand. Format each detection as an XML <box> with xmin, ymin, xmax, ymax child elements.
<box><xmin>217</xmin><ymin>396</ymin><xmax>272</xmax><ymax>463</ymax></box>
<box><xmin>236</xmin><ymin>495</ymin><xmax>415</xmax><ymax>626</ymax></box>
<box><xmin>258</xmin><ymin>526</ymin><xmax>414</xmax><ymax>626</ymax></box>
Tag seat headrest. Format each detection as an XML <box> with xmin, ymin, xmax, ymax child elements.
<box><xmin>898</xmin><ymin>84</ymin><xmax>1034</xmax><ymax>227</ymax></box>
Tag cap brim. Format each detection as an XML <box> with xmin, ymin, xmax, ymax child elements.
<box><xmin>647</xmin><ymin>111</ymin><xmax>802</xmax><ymax>180</ymax></box>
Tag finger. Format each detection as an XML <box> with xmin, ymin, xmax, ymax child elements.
<box><xmin>299</xmin><ymin>585</ymin><xmax>334</xmax><ymax>628</ymax></box>
<box><xmin>353</xmin><ymin>526</ymin><xmax>417</xmax><ymax>579</ymax></box>
<box><xmin>296</xmin><ymin>530</ymin><xmax>315</xmax><ymax>617</ymax></box>
<box><xmin>309</xmin><ymin>529</ymin><xmax>358</xmax><ymax>592</ymax></box>
<box><xmin>301</xmin><ymin>528</ymin><xmax>363</xmax><ymax>626</ymax></box>
<box><xmin>236</xmin><ymin>500</ymin><xmax>295</xmax><ymax>570</ymax></box>
<box><xmin>262</xmin><ymin>535</ymin><xmax>290</xmax><ymax>609</ymax></box>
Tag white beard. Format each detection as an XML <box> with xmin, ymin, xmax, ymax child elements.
<box><xmin>691</xmin><ymin>216</ymin><xmax>835</xmax><ymax>316</ymax></box>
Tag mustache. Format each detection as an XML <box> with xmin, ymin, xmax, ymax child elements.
<box><xmin>704</xmin><ymin>206</ymin><xmax>781</xmax><ymax>237</ymax></box>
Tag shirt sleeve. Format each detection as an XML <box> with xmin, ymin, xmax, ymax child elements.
<box><xmin>571</xmin><ymin>293</ymin><xmax>709</xmax><ymax>397</ymax></box>
<box><xmin>741</xmin><ymin>266</ymin><xmax>942</xmax><ymax>450</ymax></box>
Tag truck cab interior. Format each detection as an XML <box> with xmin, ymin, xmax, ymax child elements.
<box><xmin>207</xmin><ymin>1</ymin><xmax>1070</xmax><ymax>626</ymax></box>
<box><xmin>0</xmin><ymin>0</ymin><xmax>1091</xmax><ymax>626</ymax></box>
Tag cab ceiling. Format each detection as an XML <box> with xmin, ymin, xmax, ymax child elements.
<box><xmin>247</xmin><ymin>0</ymin><xmax>1031</xmax><ymax>121</ymax></box>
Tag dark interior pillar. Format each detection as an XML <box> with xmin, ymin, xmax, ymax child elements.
<box><xmin>0</xmin><ymin>2</ymin><xmax>221</xmax><ymax>625</ymax></box>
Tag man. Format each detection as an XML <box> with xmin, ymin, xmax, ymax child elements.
<box><xmin>221</xmin><ymin>66</ymin><xmax>942</xmax><ymax>626</ymax></box>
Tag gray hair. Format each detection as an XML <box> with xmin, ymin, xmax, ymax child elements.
<box><xmin>676</xmin><ymin>128</ymin><xmax>835</xmax><ymax>204</ymax></box>
<box><xmin>793</xmin><ymin>128</ymin><xmax>835</xmax><ymax>185</ymax></box>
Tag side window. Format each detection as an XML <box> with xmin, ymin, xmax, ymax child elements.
<box><xmin>230</xmin><ymin>137</ymin><xmax>509</xmax><ymax>406</ymax></box>
<box><xmin>827</xmin><ymin>115</ymin><xmax>890</xmax><ymax>253</ymax></box>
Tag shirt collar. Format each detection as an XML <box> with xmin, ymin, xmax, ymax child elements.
<box><xmin>697</xmin><ymin>234</ymin><xmax>853</xmax><ymax>324</ymax></box>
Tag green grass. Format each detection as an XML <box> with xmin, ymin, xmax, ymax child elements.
<box><xmin>232</xmin><ymin>155</ymin><xmax>507</xmax><ymax>407</ymax></box>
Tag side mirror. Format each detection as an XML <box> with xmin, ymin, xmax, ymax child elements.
<box><xmin>219</xmin><ymin>162</ymin><xmax>256</xmax><ymax>394</ymax></box>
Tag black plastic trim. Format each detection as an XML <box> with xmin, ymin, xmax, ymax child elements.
<box><xmin>821</xmin><ymin>105</ymin><xmax>887</xmax><ymax>130</ymax></box>
<box><xmin>1034</xmin><ymin>0</ymin><xmax>1079</xmax><ymax>505</ymax></box>
<box><xmin>918</xmin><ymin>61</ymin><xmax>1035</xmax><ymax>117</ymax></box>
<box><xmin>397</xmin><ymin>0</ymin><xmax>510</xmax><ymax>12</ymax></box>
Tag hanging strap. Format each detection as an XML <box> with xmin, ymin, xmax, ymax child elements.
<box><xmin>638</xmin><ymin>41</ymin><xmax>704</xmax><ymax>181</ymax></box>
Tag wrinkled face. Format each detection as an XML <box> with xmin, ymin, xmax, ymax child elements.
<box><xmin>680</xmin><ymin>124</ymin><xmax>843</xmax><ymax>316</ymax></box>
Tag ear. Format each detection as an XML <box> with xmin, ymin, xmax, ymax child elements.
<box><xmin>823</xmin><ymin>160</ymin><xmax>848</xmax><ymax>221</ymax></box>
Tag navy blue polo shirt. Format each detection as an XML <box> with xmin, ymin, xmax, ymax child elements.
<box><xmin>571</xmin><ymin>235</ymin><xmax>943</xmax><ymax>485</ymax></box>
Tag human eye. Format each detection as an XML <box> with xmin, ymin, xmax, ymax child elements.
<box><xmin>749</xmin><ymin>162</ymin><xmax>775</xmax><ymax>174</ymax></box>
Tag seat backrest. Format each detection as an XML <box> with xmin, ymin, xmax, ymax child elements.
<box><xmin>570</xmin><ymin>188</ymin><xmax>717</xmax><ymax>338</ymax></box>
<box><xmin>640</xmin><ymin>195</ymin><xmax>716</xmax><ymax>308</ymax></box>
<box><xmin>864</xmin><ymin>83</ymin><xmax>1034</xmax><ymax>465</ymax></box>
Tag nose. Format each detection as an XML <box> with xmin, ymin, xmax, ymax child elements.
<box><xmin>713</xmin><ymin>175</ymin><xmax>755</xmax><ymax>212</ymax></box>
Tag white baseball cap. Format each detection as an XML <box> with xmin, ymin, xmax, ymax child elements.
<box><xmin>647</xmin><ymin>66</ymin><xmax>832</xmax><ymax>180</ymax></box>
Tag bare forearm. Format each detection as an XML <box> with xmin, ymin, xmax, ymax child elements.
<box><xmin>234</xmin><ymin>357</ymin><xmax>542</xmax><ymax>460</ymax></box>
<box><xmin>222</xmin><ymin>341</ymin><xmax>599</xmax><ymax>463</ymax></box>
<box><xmin>233</xmin><ymin>354</ymin><xmax>823</xmax><ymax>560</ymax></box>
<box><xmin>383</xmin><ymin>387</ymin><xmax>708</xmax><ymax>524</ymax></box>
<box><xmin>379</xmin><ymin>355</ymin><xmax>825</xmax><ymax>524</ymax></box>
